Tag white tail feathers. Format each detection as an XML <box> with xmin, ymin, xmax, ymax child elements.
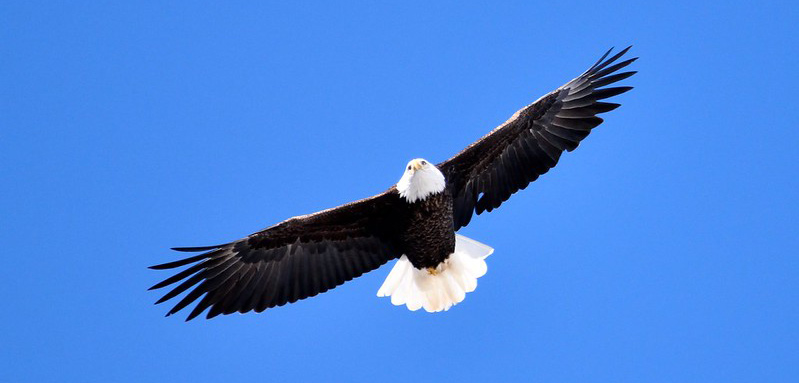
<box><xmin>376</xmin><ymin>234</ymin><xmax>494</xmax><ymax>312</ymax></box>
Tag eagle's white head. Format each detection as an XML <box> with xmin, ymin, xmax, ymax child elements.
<box><xmin>396</xmin><ymin>158</ymin><xmax>446</xmax><ymax>203</ymax></box>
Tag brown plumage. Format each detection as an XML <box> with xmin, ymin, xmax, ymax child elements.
<box><xmin>149</xmin><ymin>46</ymin><xmax>636</xmax><ymax>320</ymax></box>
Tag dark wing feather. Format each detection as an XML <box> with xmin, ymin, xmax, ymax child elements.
<box><xmin>438</xmin><ymin>47</ymin><xmax>637</xmax><ymax>230</ymax></box>
<box><xmin>149</xmin><ymin>190</ymin><xmax>406</xmax><ymax>320</ymax></box>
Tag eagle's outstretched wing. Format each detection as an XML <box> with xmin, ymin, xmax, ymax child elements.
<box><xmin>438</xmin><ymin>47</ymin><xmax>637</xmax><ymax>230</ymax></box>
<box><xmin>149</xmin><ymin>190</ymin><xmax>405</xmax><ymax>321</ymax></box>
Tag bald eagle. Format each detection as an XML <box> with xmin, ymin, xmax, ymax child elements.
<box><xmin>150</xmin><ymin>47</ymin><xmax>636</xmax><ymax>320</ymax></box>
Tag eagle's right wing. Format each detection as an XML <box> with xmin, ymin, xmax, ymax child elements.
<box><xmin>149</xmin><ymin>189</ymin><xmax>406</xmax><ymax>321</ymax></box>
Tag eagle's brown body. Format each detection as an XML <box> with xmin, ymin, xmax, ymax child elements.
<box><xmin>400</xmin><ymin>190</ymin><xmax>455</xmax><ymax>270</ymax></box>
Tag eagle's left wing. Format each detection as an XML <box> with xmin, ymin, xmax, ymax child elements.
<box><xmin>438</xmin><ymin>47</ymin><xmax>637</xmax><ymax>230</ymax></box>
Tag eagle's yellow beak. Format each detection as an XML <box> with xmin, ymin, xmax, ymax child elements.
<box><xmin>410</xmin><ymin>159</ymin><xmax>424</xmax><ymax>171</ymax></box>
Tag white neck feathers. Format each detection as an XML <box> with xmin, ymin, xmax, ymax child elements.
<box><xmin>397</xmin><ymin>164</ymin><xmax>446</xmax><ymax>203</ymax></box>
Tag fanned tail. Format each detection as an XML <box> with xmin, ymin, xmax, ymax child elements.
<box><xmin>376</xmin><ymin>234</ymin><xmax>493</xmax><ymax>312</ymax></box>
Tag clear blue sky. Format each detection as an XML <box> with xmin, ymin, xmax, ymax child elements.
<box><xmin>2</xmin><ymin>1</ymin><xmax>797</xmax><ymax>382</ymax></box>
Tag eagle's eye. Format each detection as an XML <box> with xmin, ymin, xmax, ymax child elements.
<box><xmin>407</xmin><ymin>165</ymin><xmax>412</xmax><ymax>170</ymax></box>
<box><xmin>421</xmin><ymin>160</ymin><xmax>427</xmax><ymax>165</ymax></box>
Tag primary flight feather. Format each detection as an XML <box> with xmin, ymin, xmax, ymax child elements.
<box><xmin>149</xmin><ymin>46</ymin><xmax>637</xmax><ymax>320</ymax></box>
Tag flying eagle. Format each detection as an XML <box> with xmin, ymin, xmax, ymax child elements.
<box><xmin>150</xmin><ymin>47</ymin><xmax>637</xmax><ymax>320</ymax></box>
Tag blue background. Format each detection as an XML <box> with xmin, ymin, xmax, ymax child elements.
<box><xmin>2</xmin><ymin>1</ymin><xmax>797</xmax><ymax>382</ymax></box>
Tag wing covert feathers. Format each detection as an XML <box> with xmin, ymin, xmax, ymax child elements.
<box><xmin>439</xmin><ymin>46</ymin><xmax>637</xmax><ymax>230</ymax></box>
